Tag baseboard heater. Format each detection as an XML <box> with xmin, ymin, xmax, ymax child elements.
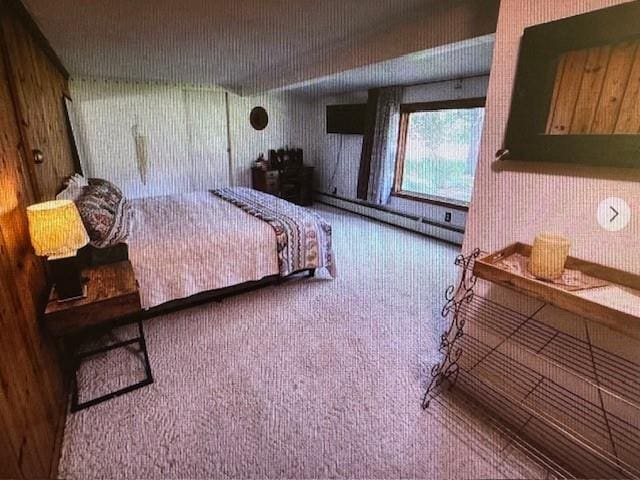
<box><xmin>316</xmin><ymin>192</ymin><xmax>464</xmax><ymax>246</ymax></box>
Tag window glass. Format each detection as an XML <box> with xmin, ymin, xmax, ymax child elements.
<box><xmin>400</xmin><ymin>107</ymin><xmax>485</xmax><ymax>204</ymax></box>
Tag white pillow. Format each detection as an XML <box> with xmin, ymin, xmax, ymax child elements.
<box><xmin>56</xmin><ymin>174</ymin><xmax>89</xmax><ymax>201</ymax></box>
<box><xmin>69</xmin><ymin>173</ymin><xmax>89</xmax><ymax>187</ymax></box>
<box><xmin>56</xmin><ymin>183</ymin><xmax>84</xmax><ymax>201</ymax></box>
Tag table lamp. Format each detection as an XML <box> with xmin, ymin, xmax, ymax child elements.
<box><xmin>27</xmin><ymin>200</ymin><xmax>89</xmax><ymax>301</ymax></box>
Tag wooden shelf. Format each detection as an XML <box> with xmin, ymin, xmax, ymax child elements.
<box><xmin>473</xmin><ymin>243</ymin><xmax>640</xmax><ymax>341</ymax></box>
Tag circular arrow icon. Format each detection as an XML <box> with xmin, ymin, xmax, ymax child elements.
<box><xmin>597</xmin><ymin>197</ymin><xmax>631</xmax><ymax>232</ymax></box>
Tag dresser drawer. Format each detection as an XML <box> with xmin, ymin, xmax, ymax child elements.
<box><xmin>265</xmin><ymin>179</ymin><xmax>279</xmax><ymax>193</ymax></box>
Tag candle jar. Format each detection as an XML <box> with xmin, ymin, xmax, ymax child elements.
<box><xmin>529</xmin><ymin>233</ymin><xmax>571</xmax><ymax>280</ymax></box>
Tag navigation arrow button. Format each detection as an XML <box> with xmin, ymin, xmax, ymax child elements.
<box><xmin>598</xmin><ymin>198</ymin><xmax>630</xmax><ymax>232</ymax></box>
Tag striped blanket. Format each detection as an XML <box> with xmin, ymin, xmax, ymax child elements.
<box><xmin>211</xmin><ymin>187</ymin><xmax>336</xmax><ymax>278</ymax></box>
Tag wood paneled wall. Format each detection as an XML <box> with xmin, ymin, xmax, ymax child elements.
<box><xmin>547</xmin><ymin>39</ymin><xmax>640</xmax><ymax>135</ymax></box>
<box><xmin>0</xmin><ymin>1</ymin><xmax>75</xmax><ymax>478</ymax></box>
<box><xmin>1</xmin><ymin>1</ymin><xmax>76</xmax><ymax>200</ymax></box>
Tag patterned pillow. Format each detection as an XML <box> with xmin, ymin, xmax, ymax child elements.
<box><xmin>88</xmin><ymin>177</ymin><xmax>117</xmax><ymax>189</ymax></box>
<box><xmin>76</xmin><ymin>179</ymin><xmax>130</xmax><ymax>248</ymax></box>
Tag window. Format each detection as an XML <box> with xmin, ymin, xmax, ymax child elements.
<box><xmin>393</xmin><ymin>98</ymin><xmax>485</xmax><ymax>206</ymax></box>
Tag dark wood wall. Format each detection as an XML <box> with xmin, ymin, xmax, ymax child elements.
<box><xmin>1</xmin><ymin>1</ymin><xmax>76</xmax><ymax>200</ymax></box>
<box><xmin>0</xmin><ymin>1</ymin><xmax>75</xmax><ymax>478</ymax></box>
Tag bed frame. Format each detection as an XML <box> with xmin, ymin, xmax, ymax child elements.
<box><xmin>139</xmin><ymin>267</ymin><xmax>316</xmax><ymax>321</ymax></box>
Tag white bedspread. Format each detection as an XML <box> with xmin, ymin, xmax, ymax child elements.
<box><xmin>128</xmin><ymin>191</ymin><xmax>279</xmax><ymax>309</ymax></box>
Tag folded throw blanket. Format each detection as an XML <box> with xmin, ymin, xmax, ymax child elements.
<box><xmin>212</xmin><ymin>187</ymin><xmax>336</xmax><ymax>278</ymax></box>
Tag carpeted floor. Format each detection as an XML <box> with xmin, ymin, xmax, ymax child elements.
<box><xmin>59</xmin><ymin>206</ymin><xmax>552</xmax><ymax>479</ymax></box>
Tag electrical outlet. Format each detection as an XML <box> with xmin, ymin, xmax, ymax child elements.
<box><xmin>445</xmin><ymin>212</ymin><xmax>452</xmax><ymax>223</ymax></box>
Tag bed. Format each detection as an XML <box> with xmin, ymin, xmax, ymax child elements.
<box><xmin>61</xmin><ymin>176</ymin><xmax>336</xmax><ymax>314</ymax></box>
<box><xmin>128</xmin><ymin>190</ymin><xmax>278</xmax><ymax>309</ymax></box>
<box><xmin>129</xmin><ymin>188</ymin><xmax>335</xmax><ymax>310</ymax></box>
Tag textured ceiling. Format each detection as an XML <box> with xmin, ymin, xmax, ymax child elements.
<box><xmin>23</xmin><ymin>0</ymin><xmax>448</xmax><ymax>92</ymax></box>
<box><xmin>281</xmin><ymin>35</ymin><xmax>495</xmax><ymax>97</ymax></box>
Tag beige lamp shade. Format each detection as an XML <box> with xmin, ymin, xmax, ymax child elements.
<box><xmin>26</xmin><ymin>200</ymin><xmax>89</xmax><ymax>259</ymax></box>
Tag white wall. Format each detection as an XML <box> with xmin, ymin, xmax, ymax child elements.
<box><xmin>459</xmin><ymin>2</ymin><xmax>639</xmax><ymax>473</ymax></box>
<box><xmin>227</xmin><ymin>92</ymin><xmax>317</xmax><ymax>187</ymax></box>
<box><xmin>311</xmin><ymin>76</ymin><xmax>490</xmax><ymax>233</ymax></box>
<box><xmin>70</xmin><ymin>79</ymin><xmax>318</xmax><ymax>197</ymax></box>
<box><xmin>401</xmin><ymin>76</ymin><xmax>488</xmax><ymax>104</ymax></box>
<box><xmin>314</xmin><ymin>91</ymin><xmax>368</xmax><ymax>198</ymax></box>
<box><xmin>70</xmin><ymin>79</ymin><xmax>229</xmax><ymax>198</ymax></box>
<box><xmin>69</xmin><ymin>74</ymin><xmax>490</xmax><ymax>239</ymax></box>
<box><xmin>463</xmin><ymin>1</ymin><xmax>639</xmax><ymax>273</ymax></box>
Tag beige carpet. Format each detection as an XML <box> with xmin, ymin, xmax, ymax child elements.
<box><xmin>59</xmin><ymin>206</ymin><xmax>553</xmax><ymax>479</ymax></box>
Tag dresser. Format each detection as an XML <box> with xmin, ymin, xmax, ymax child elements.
<box><xmin>251</xmin><ymin>167</ymin><xmax>279</xmax><ymax>196</ymax></box>
<box><xmin>251</xmin><ymin>166</ymin><xmax>314</xmax><ymax>206</ymax></box>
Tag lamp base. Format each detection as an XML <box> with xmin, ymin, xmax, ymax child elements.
<box><xmin>49</xmin><ymin>255</ymin><xmax>87</xmax><ymax>301</ymax></box>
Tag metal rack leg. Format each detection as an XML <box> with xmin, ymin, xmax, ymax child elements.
<box><xmin>422</xmin><ymin>249</ymin><xmax>481</xmax><ymax>409</ymax></box>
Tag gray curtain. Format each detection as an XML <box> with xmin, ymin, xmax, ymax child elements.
<box><xmin>366</xmin><ymin>86</ymin><xmax>403</xmax><ymax>205</ymax></box>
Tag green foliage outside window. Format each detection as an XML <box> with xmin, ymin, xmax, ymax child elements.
<box><xmin>401</xmin><ymin>107</ymin><xmax>485</xmax><ymax>203</ymax></box>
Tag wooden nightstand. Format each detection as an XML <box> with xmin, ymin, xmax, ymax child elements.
<box><xmin>44</xmin><ymin>261</ymin><xmax>153</xmax><ymax>412</ymax></box>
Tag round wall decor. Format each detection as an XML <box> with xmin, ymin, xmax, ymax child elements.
<box><xmin>250</xmin><ymin>106</ymin><xmax>269</xmax><ymax>131</ymax></box>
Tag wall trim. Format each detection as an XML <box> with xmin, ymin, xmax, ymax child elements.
<box><xmin>71</xmin><ymin>75</ymin><xmax>230</xmax><ymax>93</ymax></box>
<box><xmin>398</xmin><ymin>72</ymin><xmax>491</xmax><ymax>92</ymax></box>
<box><xmin>317</xmin><ymin>192</ymin><xmax>464</xmax><ymax>246</ymax></box>
<box><xmin>390</xmin><ymin>191</ymin><xmax>469</xmax><ymax>211</ymax></box>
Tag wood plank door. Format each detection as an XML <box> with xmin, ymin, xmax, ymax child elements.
<box><xmin>0</xmin><ymin>15</ymin><xmax>66</xmax><ymax>480</ymax></box>
<box><xmin>0</xmin><ymin>9</ymin><xmax>76</xmax><ymax>201</ymax></box>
